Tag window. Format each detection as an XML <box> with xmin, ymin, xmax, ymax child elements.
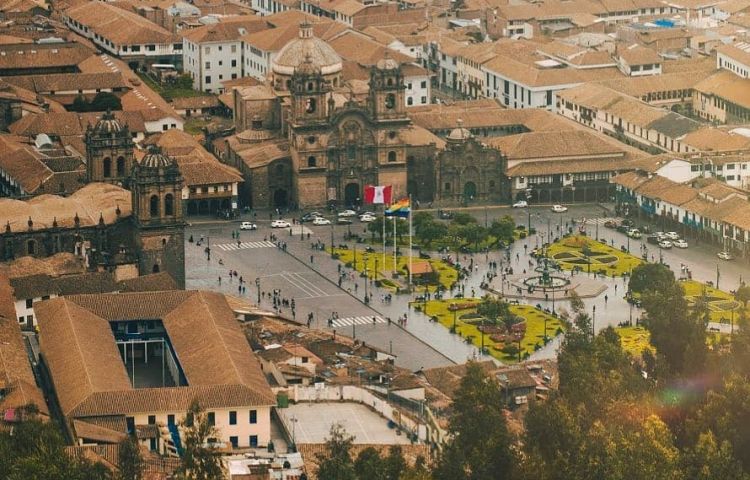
<box><xmin>231</xmin><ymin>59</ymin><xmax>237</xmax><ymax>67</ymax></box>
<box><xmin>207</xmin><ymin>412</ymin><xmax>215</xmax><ymax>426</ymax></box>
<box><xmin>229</xmin><ymin>436</ymin><xmax>238</xmax><ymax>448</ymax></box>
<box><xmin>42</xmin><ymin>295</ymin><xmax>49</xmax><ymax>300</ymax></box>
<box><xmin>421</xmin><ymin>80</ymin><xmax>427</xmax><ymax>88</ymax></box>
<box><xmin>148</xmin><ymin>415</ymin><xmax>156</xmax><ymax>425</ymax></box>
<box><xmin>301</xmin><ymin>356</ymin><xmax>309</xmax><ymax>363</ymax></box>
<box><xmin>18</xmin><ymin>317</ymin><xmax>23</xmax><ymax>323</ymax></box>
<box><xmin>385</xmin><ymin>93</ymin><xmax>396</xmax><ymax>109</ymax></box>
<box><xmin>146</xmin><ymin>45</ymin><xmax>155</xmax><ymax>52</ymax></box>
<box><xmin>307</xmin><ymin>156</ymin><xmax>317</xmax><ymax>167</ymax></box>
<box><xmin>421</xmin><ymin>96</ymin><xmax>427</xmax><ymax>104</ymax></box>
<box><xmin>205</xmin><ymin>46</ymin><xmax>211</xmax><ymax>54</ymax></box>
<box><xmin>150</xmin><ymin>195</ymin><xmax>160</xmax><ymax>217</ymax></box>
<box><xmin>307</xmin><ymin>135</ymin><xmax>316</xmax><ymax>144</ymax></box>
<box><xmin>103</xmin><ymin>157</ymin><xmax>111</xmax><ymax>178</ymax></box>
<box><xmin>126</xmin><ymin>417</ymin><xmax>135</xmax><ymax>434</ymax></box>
<box><xmin>249</xmin><ymin>410</ymin><xmax>257</xmax><ymax>424</ymax></box>
<box><xmin>218</xmin><ymin>60</ymin><xmax>223</xmax><ymax>66</ymax></box>
<box><xmin>444</xmin><ymin>182</ymin><xmax>451</xmax><ymax>191</ymax></box>
<box><xmin>25</xmin><ymin>299</ymin><xmax>33</xmax><ymax>309</ymax></box>
<box><xmin>164</xmin><ymin>194</ymin><xmax>174</xmax><ymax>216</ymax></box>
<box><xmin>231</xmin><ymin>44</ymin><xmax>237</xmax><ymax>53</ymax></box>
<box><xmin>249</xmin><ymin>435</ymin><xmax>258</xmax><ymax>447</ymax></box>
<box><xmin>26</xmin><ymin>314</ymin><xmax>32</xmax><ymax>324</ymax></box>
<box><xmin>116</xmin><ymin>157</ymin><xmax>125</xmax><ymax>176</ymax></box>
<box><xmin>407</xmin><ymin>97</ymin><xmax>413</xmax><ymax>105</ymax></box>
<box><xmin>305</xmin><ymin>98</ymin><xmax>316</xmax><ymax>113</ymax></box>
<box><xmin>168</xmin><ymin>414</ymin><xmax>175</xmax><ymax>426</ymax></box>
<box><xmin>162</xmin><ymin>124</ymin><xmax>169</xmax><ymax>131</ymax></box>
<box><xmin>205</xmin><ymin>76</ymin><xmax>211</xmax><ymax>84</ymax></box>
<box><xmin>388</xmin><ymin>131</ymin><xmax>396</xmax><ymax>139</ymax></box>
<box><xmin>229</xmin><ymin>411</ymin><xmax>237</xmax><ymax>425</ymax></box>
<box><xmin>387</xmin><ymin>151</ymin><xmax>397</xmax><ymax>162</ymax></box>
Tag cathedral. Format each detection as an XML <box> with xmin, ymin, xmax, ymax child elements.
<box><xmin>226</xmin><ymin>23</ymin><xmax>508</xmax><ymax>209</ymax></box>
<box><xmin>0</xmin><ymin>112</ymin><xmax>186</xmax><ymax>287</ymax></box>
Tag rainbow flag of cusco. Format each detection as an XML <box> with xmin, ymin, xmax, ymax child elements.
<box><xmin>385</xmin><ymin>198</ymin><xmax>410</xmax><ymax>218</ymax></box>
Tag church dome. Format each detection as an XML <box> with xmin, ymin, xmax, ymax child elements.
<box><xmin>141</xmin><ymin>150</ymin><xmax>174</xmax><ymax>169</ymax></box>
<box><xmin>272</xmin><ymin>23</ymin><xmax>342</xmax><ymax>76</ymax></box>
<box><xmin>376</xmin><ymin>54</ymin><xmax>399</xmax><ymax>71</ymax></box>
<box><xmin>447</xmin><ymin>120</ymin><xmax>473</xmax><ymax>142</ymax></box>
<box><xmin>91</xmin><ymin>110</ymin><xmax>124</xmax><ymax>135</ymax></box>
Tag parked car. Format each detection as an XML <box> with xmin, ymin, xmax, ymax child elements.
<box><xmin>604</xmin><ymin>220</ymin><xmax>617</xmax><ymax>228</ymax></box>
<box><xmin>664</xmin><ymin>232</ymin><xmax>680</xmax><ymax>240</ymax></box>
<box><xmin>718</xmin><ymin>251</ymin><xmax>734</xmax><ymax>260</ymax></box>
<box><xmin>301</xmin><ymin>212</ymin><xmax>323</xmax><ymax>222</ymax></box>
<box><xmin>627</xmin><ymin>228</ymin><xmax>642</xmax><ymax>239</ymax></box>
<box><xmin>240</xmin><ymin>221</ymin><xmax>257</xmax><ymax>230</ymax></box>
<box><xmin>551</xmin><ymin>204</ymin><xmax>568</xmax><ymax>213</ymax></box>
<box><xmin>360</xmin><ymin>211</ymin><xmax>377</xmax><ymax>217</ymax></box>
<box><xmin>616</xmin><ymin>224</ymin><xmax>630</xmax><ymax>233</ymax></box>
<box><xmin>646</xmin><ymin>235</ymin><xmax>660</xmax><ymax>245</ymax></box>
<box><xmin>271</xmin><ymin>220</ymin><xmax>290</xmax><ymax>228</ymax></box>
<box><xmin>673</xmin><ymin>239</ymin><xmax>688</xmax><ymax>248</ymax></box>
<box><xmin>312</xmin><ymin>217</ymin><xmax>331</xmax><ymax>225</ymax></box>
<box><xmin>658</xmin><ymin>240</ymin><xmax>673</xmax><ymax>249</ymax></box>
<box><xmin>337</xmin><ymin>218</ymin><xmax>353</xmax><ymax>225</ymax></box>
<box><xmin>512</xmin><ymin>200</ymin><xmax>528</xmax><ymax>208</ymax></box>
<box><xmin>621</xmin><ymin>219</ymin><xmax>635</xmax><ymax>227</ymax></box>
<box><xmin>338</xmin><ymin>209</ymin><xmax>357</xmax><ymax>217</ymax></box>
<box><xmin>359</xmin><ymin>214</ymin><xmax>376</xmax><ymax>222</ymax></box>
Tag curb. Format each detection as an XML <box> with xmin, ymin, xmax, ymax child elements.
<box><xmin>281</xmin><ymin>245</ymin><xmax>457</xmax><ymax>365</ymax></box>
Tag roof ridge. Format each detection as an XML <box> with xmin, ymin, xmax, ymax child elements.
<box><xmin>196</xmin><ymin>291</ymin><xmax>245</xmax><ymax>384</ymax></box>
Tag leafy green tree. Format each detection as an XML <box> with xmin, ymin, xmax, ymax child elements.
<box><xmin>433</xmin><ymin>362</ymin><xmax>516</xmax><ymax>480</ymax></box>
<box><xmin>90</xmin><ymin>92</ymin><xmax>122</xmax><ymax>112</ymax></box>
<box><xmin>735</xmin><ymin>285</ymin><xmax>750</xmax><ymax>307</ymax></box>
<box><xmin>682</xmin><ymin>431</ymin><xmax>748</xmax><ymax>480</ymax></box>
<box><xmin>476</xmin><ymin>295</ymin><xmax>511</xmax><ymax>327</ymax></box>
<box><xmin>642</xmin><ymin>280</ymin><xmax>706</xmax><ymax>375</ymax></box>
<box><xmin>383</xmin><ymin>445</ymin><xmax>406</xmax><ymax>480</ymax></box>
<box><xmin>416</xmin><ymin>221</ymin><xmax>448</xmax><ymax>247</ymax></box>
<box><xmin>457</xmin><ymin>223</ymin><xmax>488</xmax><ymax>251</ymax></box>
<box><xmin>629</xmin><ymin>263</ymin><xmax>675</xmax><ymax>295</ymax></box>
<box><xmin>489</xmin><ymin>216</ymin><xmax>515</xmax><ymax>245</ymax></box>
<box><xmin>450</xmin><ymin>212</ymin><xmax>476</xmax><ymax>226</ymax></box>
<box><xmin>176</xmin><ymin>400</ymin><xmax>222</xmax><ymax>480</ymax></box>
<box><xmin>400</xmin><ymin>455</ymin><xmax>432</xmax><ymax>480</ymax></box>
<box><xmin>118</xmin><ymin>436</ymin><xmax>142</xmax><ymax>480</ymax></box>
<box><xmin>71</xmin><ymin>95</ymin><xmax>89</xmax><ymax>112</ymax></box>
<box><xmin>317</xmin><ymin>424</ymin><xmax>356</xmax><ymax>480</ymax></box>
<box><xmin>354</xmin><ymin>447</ymin><xmax>386</xmax><ymax>480</ymax></box>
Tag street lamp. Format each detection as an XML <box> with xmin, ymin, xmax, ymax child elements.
<box><xmin>453</xmin><ymin>307</ymin><xmax>457</xmax><ymax>332</ymax></box>
<box><xmin>330</xmin><ymin>223</ymin><xmax>335</xmax><ymax>257</ymax></box>
<box><xmin>592</xmin><ymin>305</ymin><xmax>596</xmax><ymax>336</ymax></box>
<box><xmin>364</xmin><ymin>255</ymin><xmax>369</xmax><ymax>304</ymax></box>
<box><xmin>255</xmin><ymin>277</ymin><xmax>260</xmax><ymax>304</ymax></box>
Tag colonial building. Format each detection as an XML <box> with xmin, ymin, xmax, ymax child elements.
<box><xmin>228</xmin><ymin>23</ymin><xmax>442</xmax><ymax>208</ymax></box>
<box><xmin>0</xmin><ymin>115</ymin><xmax>187</xmax><ymax>288</ymax></box>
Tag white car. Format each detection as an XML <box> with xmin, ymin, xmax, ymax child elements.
<box><xmin>359</xmin><ymin>214</ymin><xmax>376</xmax><ymax>223</ymax></box>
<box><xmin>718</xmin><ymin>251</ymin><xmax>734</xmax><ymax>260</ymax></box>
<box><xmin>271</xmin><ymin>220</ymin><xmax>290</xmax><ymax>228</ymax></box>
<box><xmin>673</xmin><ymin>239</ymin><xmax>688</xmax><ymax>248</ymax></box>
<box><xmin>312</xmin><ymin>217</ymin><xmax>331</xmax><ymax>226</ymax></box>
<box><xmin>627</xmin><ymin>228</ymin><xmax>642</xmax><ymax>239</ymax></box>
<box><xmin>664</xmin><ymin>232</ymin><xmax>680</xmax><ymax>241</ymax></box>
<box><xmin>512</xmin><ymin>200</ymin><xmax>528</xmax><ymax>208</ymax></box>
<box><xmin>240</xmin><ymin>221</ymin><xmax>257</xmax><ymax>230</ymax></box>
<box><xmin>360</xmin><ymin>211</ymin><xmax>377</xmax><ymax>217</ymax></box>
<box><xmin>338</xmin><ymin>209</ymin><xmax>357</xmax><ymax>217</ymax></box>
<box><xmin>658</xmin><ymin>240</ymin><xmax>672</xmax><ymax>249</ymax></box>
<box><xmin>551</xmin><ymin>204</ymin><xmax>568</xmax><ymax>213</ymax></box>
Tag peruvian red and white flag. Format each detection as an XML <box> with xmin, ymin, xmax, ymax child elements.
<box><xmin>364</xmin><ymin>185</ymin><xmax>392</xmax><ymax>205</ymax></box>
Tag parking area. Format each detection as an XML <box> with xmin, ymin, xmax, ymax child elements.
<box><xmin>277</xmin><ymin>402</ymin><xmax>411</xmax><ymax>445</ymax></box>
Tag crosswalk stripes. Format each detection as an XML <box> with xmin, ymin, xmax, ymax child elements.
<box><xmin>215</xmin><ymin>241</ymin><xmax>276</xmax><ymax>251</ymax></box>
<box><xmin>331</xmin><ymin>315</ymin><xmax>386</xmax><ymax>328</ymax></box>
<box><xmin>580</xmin><ymin>217</ymin><xmax>618</xmax><ymax>226</ymax></box>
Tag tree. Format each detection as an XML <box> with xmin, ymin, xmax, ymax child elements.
<box><xmin>383</xmin><ymin>445</ymin><xmax>406</xmax><ymax>480</ymax></box>
<box><xmin>642</xmin><ymin>280</ymin><xmax>706</xmax><ymax>375</ymax></box>
<box><xmin>489</xmin><ymin>216</ymin><xmax>515</xmax><ymax>245</ymax></box>
<box><xmin>317</xmin><ymin>424</ymin><xmax>356</xmax><ymax>480</ymax></box>
<box><xmin>568</xmin><ymin>290</ymin><xmax>585</xmax><ymax>314</ymax></box>
<box><xmin>416</xmin><ymin>220</ymin><xmax>448</xmax><ymax>247</ymax></box>
<box><xmin>118</xmin><ymin>436</ymin><xmax>143</xmax><ymax>480</ymax></box>
<box><xmin>682</xmin><ymin>431</ymin><xmax>748</xmax><ymax>480</ymax></box>
<box><xmin>450</xmin><ymin>212</ymin><xmax>476</xmax><ymax>226</ymax></box>
<box><xmin>354</xmin><ymin>447</ymin><xmax>386</xmax><ymax>480</ymax></box>
<box><xmin>629</xmin><ymin>263</ymin><xmax>675</xmax><ymax>295</ymax></box>
<box><xmin>176</xmin><ymin>400</ymin><xmax>222</xmax><ymax>480</ymax></box>
<box><xmin>735</xmin><ymin>285</ymin><xmax>750</xmax><ymax>307</ymax></box>
<box><xmin>476</xmin><ymin>295</ymin><xmax>511</xmax><ymax>327</ymax></box>
<box><xmin>433</xmin><ymin>362</ymin><xmax>516</xmax><ymax>480</ymax></box>
<box><xmin>71</xmin><ymin>95</ymin><xmax>89</xmax><ymax>112</ymax></box>
<box><xmin>90</xmin><ymin>92</ymin><xmax>122</xmax><ymax>112</ymax></box>
<box><xmin>457</xmin><ymin>223</ymin><xmax>488</xmax><ymax>251</ymax></box>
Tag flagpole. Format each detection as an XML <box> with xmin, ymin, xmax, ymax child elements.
<box><xmin>393</xmin><ymin>215</ymin><xmax>397</xmax><ymax>273</ymax></box>
<box><xmin>408</xmin><ymin>195</ymin><xmax>413</xmax><ymax>291</ymax></box>
<box><xmin>382</xmin><ymin>207</ymin><xmax>386</xmax><ymax>278</ymax></box>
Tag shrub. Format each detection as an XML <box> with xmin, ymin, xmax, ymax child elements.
<box><xmin>501</xmin><ymin>343</ymin><xmax>520</xmax><ymax>356</ymax></box>
<box><xmin>519</xmin><ymin>232</ymin><xmax>527</xmax><ymax>239</ymax></box>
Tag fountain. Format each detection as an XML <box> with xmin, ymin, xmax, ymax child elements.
<box><xmin>523</xmin><ymin>255</ymin><xmax>570</xmax><ymax>290</ymax></box>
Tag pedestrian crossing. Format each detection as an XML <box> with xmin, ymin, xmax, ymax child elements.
<box><xmin>331</xmin><ymin>315</ymin><xmax>386</xmax><ymax>328</ymax></box>
<box><xmin>215</xmin><ymin>241</ymin><xmax>276</xmax><ymax>251</ymax></box>
<box><xmin>578</xmin><ymin>217</ymin><xmax>618</xmax><ymax>226</ymax></box>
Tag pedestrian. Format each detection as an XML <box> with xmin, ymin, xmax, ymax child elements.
<box><xmin>310</xmin><ymin>255</ymin><xmax>314</xmax><ymax>263</ymax></box>
<box><xmin>604</xmin><ymin>294</ymin><xmax>608</xmax><ymax>304</ymax></box>
<box><xmin>218</xmin><ymin>276</ymin><xmax>221</xmax><ymax>285</ymax></box>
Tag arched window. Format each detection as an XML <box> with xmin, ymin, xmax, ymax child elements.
<box><xmin>149</xmin><ymin>195</ymin><xmax>159</xmax><ymax>217</ymax></box>
<box><xmin>152</xmin><ymin>264</ymin><xmax>160</xmax><ymax>273</ymax></box>
<box><xmin>387</xmin><ymin>151</ymin><xmax>397</xmax><ymax>162</ymax></box>
<box><xmin>387</xmin><ymin>78</ymin><xmax>394</xmax><ymax>86</ymax></box>
<box><xmin>103</xmin><ymin>157</ymin><xmax>112</xmax><ymax>178</ymax></box>
<box><xmin>307</xmin><ymin>156</ymin><xmax>317</xmax><ymax>167</ymax></box>
<box><xmin>385</xmin><ymin>93</ymin><xmax>396</xmax><ymax>109</ymax></box>
<box><xmin>26</xmin><ymin>240</ymin><xmax>35</xmax><ymax>255</ymax></box>
<box><xmin>307</xmin><ymin>81</ymin><xmax>314</xmax><ymax>91</ymax></box>
<box><xmin>164</xmin><ymin>193</ymin><xmax>174</xmax><ymax>216</ymax></box>
<box><xmin>116</xmin><ymin>156</ymin><xmax>126</xmax><ymax>176</ymax></box>
<box><xmin>305</xmin><ymin>98</ymin><xmax>316</xmax><ymax>113</ymax></box>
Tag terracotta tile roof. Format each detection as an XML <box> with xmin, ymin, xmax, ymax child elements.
<box><xmin>8</xmin><ymin>111</ymin><xmax>148</xmax><ymax>137</ymax></box>
<box><xmin>170</xmin><ymin>95</ymin><xmax>220</xmax><ymax>111</ymax></box>
<box><xmin>635</xmin><ymin>175</ymin><xmax>698</xmax><ymax>205</ymax></box>
<box><xmin>0</xmin><ymin>146</ymin><xmax>53</xmax><ymax>194</ymax></box>
<box><xmin>182</xmin><ymin>16</ymin><xmax>266</xmax><ymax>43</ymax></box>
<box><xmin>409</xmin><ymin>101</ymin><xmax>576</xmax><ymax>132</ymax></box>
<box><xmin>179</xmin><ymin>161</ymin><xmax>243</xmax><ymax>186</ymax></box>
<box><xmin>73</xmin><ymin>419</ymin><xmax>128</xmax><ymax>444</ymax></box>
<box><xmin>716</xmin><ymin>42</ymin><xmax>750</xmax><ymax>67</ymax></box>
<box><xmin>8</xmin><ymin>252</ymin><xmax>86</xmax><ymax>278</ymax></box>
<box><xmin>611</xmin><ymin>170</ymin><xmax>650</xmax><ymax>190</ymax></box>
<box><xmin>117</xmin><ymin>272</ymin><xmax>178</xmax><ymax>292</ymax></box>
<box><xmin>680</xmin><ymin>127</ymin><xmax>750</xmax><ymax>152</ymax></box>
<box><xmin>5</xmin><ymin>72</ymin><xmax>129</xmax><ymax>94</ymax></box>
<box><xmin>231</xmin><ymin>138</ymin><xmax>290</xmax><ymax>169</ymax></box>
<box><xmin>0</xmin><ymin>182</ymin><xmax>131</xmax><ymax>231</ymax></box>
<box><xmin>328</xmin><ymin>31</ymin><xmax>412</xmax><ymax>67</ymax></box>
<box><xmin>421</xmin><ymin>360</ymin><xmax>496</xmax><ymax>398</ymax></box>
<box><xmin>507</xmin><ymin>158</ymin><xmax>625</xmax><ymax>177</ymax></box>
<box><xmin>0</xmin><ymin>42</ymin><xmax>91</xmax><ymax>71</ymax></box>
<box><xmin>694</xmin><ymin>69</ymin><xmax>750</xmax><ymax>110</ymax></box>
<box><xmin>64</xmin><ymin>2</ymin><xmax>179</xmax><ymax>46</ymax></box>
<box><xmin>486</xmin><ymin>129</ymin><xmax>627</xmax><ymax>161</ymax></box>
<box><xmin>618</xmin><ymin>44</ymin><xmax>661</xmax><ymax>66</ymax></box>
<box><xmin>597</xmin><ymin>70</ymin><xmax>713</xmax><ymax>99</ymax></box>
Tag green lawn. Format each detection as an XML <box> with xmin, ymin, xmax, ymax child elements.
<box><xmin>136</xmin><ymin>72</ymin><xmax>205</xmax><ymax>100</ymax></box>
<box><xmin>363</xmin><ymin>227</ymin><xmax>528</xmax><ymax>253</ymax></box>
<box><xmin>615</xmin><ymin>326</ymin><xmax>654</xmax><ymax>357</ymax></box>
<box><xmin>546</xmin><ymin>235</ymin><xmax>643</xmax><ymax>277</ymax></box>
<box><xmin>332</xmin><ymin>247</ymin><xmax>458</xmax><ymax>293</ymax></box>
<box><xmin>680</xmin><ymin>280</ymin><xmax>746</xmax><ymax>324</ymax></box>
<box><xmin>423</xmin><ymin>299</ymin><xmax>563</xmax><ymax>363</ymax></box>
